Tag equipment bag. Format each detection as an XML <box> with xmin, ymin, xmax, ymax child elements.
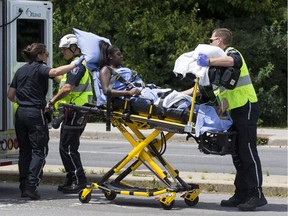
<box><xmin>208</xmin><ymin>66</ymin><xmax>240</xmax><ymax>90</ymax></box>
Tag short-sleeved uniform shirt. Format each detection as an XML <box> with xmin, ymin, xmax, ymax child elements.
<box><xmin>10</xmin><ymin>61</ymin><xmax>52</xmax><ymax>107</ymax></box>
<box><xmin>226</xmin><ymin>48</ymin><xmax>242</xmax><ymax>69</ymax></box>
<box><xmin>64</xmin><ymin>63</ymin><xmax>86</xmax><ymax>86</ymax></box>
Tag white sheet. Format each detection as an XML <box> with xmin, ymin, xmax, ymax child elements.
<box><xmin>173</xmin><ymin>44</ymin><xmax>226</xmax><ymax>86</ymax></box>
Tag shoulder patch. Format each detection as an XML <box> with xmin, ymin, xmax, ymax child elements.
<box><xmin>228</xmin><ymin>50</ymin><xmax>238</xmax><ymax>54</ymax></box>
<box><xmin>71</xmin><ymin>67</ymin><xmax>79</xmax><ymax>75</ymax></box>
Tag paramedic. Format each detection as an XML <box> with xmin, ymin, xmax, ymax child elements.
<box><xmin>48</xmin><ymin>34</ymin><xmax>93</xmax><ymax>194</ymax></box>
<box><xmin>7</xmin><ymin>43</ymin><xmax>83</xmax><ymax>200</ymax></box>
<box><xmin>196</xmin><ymin>28</ymin><xmax>267</xmax><ymax>211</ymax></box>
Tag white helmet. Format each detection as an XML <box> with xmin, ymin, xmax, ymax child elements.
<box><xmin>59</xmin><ymin>34</ymin><xmax>78</xmax><ymax>48</ymax></box>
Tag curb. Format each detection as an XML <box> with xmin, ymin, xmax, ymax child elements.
<box><xmin>1</xmin><ymin>169</ymin><xmax>287</xmax><ymax>197</ymax></box>
<box><xmin>49</xmin><ymin>124</ymin><xmax>288</xmax><ymax>146</ymax></box>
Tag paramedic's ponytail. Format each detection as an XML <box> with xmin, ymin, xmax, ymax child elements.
<box><xmin>22</xmin><ymin>43</ymin><xmax>47</xmax><ymax>63</ymax></box>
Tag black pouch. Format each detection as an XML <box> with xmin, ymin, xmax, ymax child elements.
<box><xmin>208</xmin><ymin>66</ymin><xmax>240</xmax><ymax>90</ymax></box>
<box><xmin>220</xmin><ymin>67</ymin><xmax>240</xmax><ymax>90</ymax></box>
<box><xmin>197</xmin><ymin>129</ymin><xmax>237</xmax><ymax>155</ymax></box>
<box><xmin>208</xmin><ymin>67</ymin><xmax>222</xmax><ymax>85</ymax></box>
<box><xmin>198</xmin><ymin>84</ymin><xmax>217</xmax><ymax>103</ymax></box>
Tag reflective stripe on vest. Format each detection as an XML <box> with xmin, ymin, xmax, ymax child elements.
<box><xmin>218</xmin><ymin>74</ymin><xmax>252</xmax><ymax>93</ymax></box>
<box><xmin>59</xmin><ymin>79</ymin><xmax>93</xmax><ymax>92</ymax></box>
<box><xmin>215</xmin><ymin>47</ymin><xmax>257</xmax><ymax>110</ymax></box>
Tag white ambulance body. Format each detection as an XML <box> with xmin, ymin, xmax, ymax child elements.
<box><xmin>0</xmin><ymin>0</ymin><xmax>53</xmax><ymax>166</ymax></box>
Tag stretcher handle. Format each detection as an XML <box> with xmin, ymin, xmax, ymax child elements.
<box><xmin>184</xmin><ymin>77</ymin><xmax>198</xmax><ymax>133</ymax></box>
<box><xmin>59</xmin><ymin>103</ymin><xmax>104</xmax><ymax>115</ymax></box>
<box><xmin>188</xmin><ymin>77</ymin><xmax>199</xmax><ymax>122</ymax></box>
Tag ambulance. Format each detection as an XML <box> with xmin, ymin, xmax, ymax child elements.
<box><xmin>0</xmin><ymin>0</ymin><xmax>52</xmax><ymax>166</ymax></box>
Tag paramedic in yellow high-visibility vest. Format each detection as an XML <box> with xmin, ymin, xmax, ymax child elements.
<box><xmin>196</xmin><ymin>28</ymin><xmax>267</xmax><ymax>211</ymax></box>
<box><xmin>48</xmin><ymin>34</ymin><xmax>93</xmax><ymax>194</ymax></box>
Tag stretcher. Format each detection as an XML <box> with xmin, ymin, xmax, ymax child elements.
<box><xmin>58</xmin><ymin>79</ymin><xmax>237</xmax><ymax>210</ymax></box>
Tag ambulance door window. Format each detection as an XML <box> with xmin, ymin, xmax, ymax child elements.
<box><xmin>16</xmin><ymin>19</ymin><xmax>44</xmax><ymax>62</ymax></box>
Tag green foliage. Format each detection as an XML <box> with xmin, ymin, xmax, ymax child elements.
<box><xmin>218</xmin><ymin>17</ymin><xmax>287</xmax><ymax>127</ymax></box>
<box><xmin>257</xmin><ymin>137</ymin><xmax>268</xmax><ymax>146</ymax></box>
<box><xmin>51</xmin><ymin>0</ymin><xmax>287</xmax><ymax>127</ymax></box>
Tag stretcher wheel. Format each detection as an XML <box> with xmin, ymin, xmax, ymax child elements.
<box><xmin>104</xmin><ymin>191</ymin><xmax>116</xmax><ymax>200</ymax></box>
<box><xmin>160</xmin><ymin>200</ymin><xmax>175</xmax><ymax>210</ymax></box>
<box><xmin>184</xmin><ymin>196</ymin><xmax>199</xmax><ymax>206</ymax></box>
<box><xmin>78</xmin><ymin>189</ymin><xmax>92</xmax><ymax>203</ymax></box>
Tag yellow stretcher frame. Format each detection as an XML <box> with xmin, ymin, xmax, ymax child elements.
<box><xmin>60</xmin><ymin>78</ymin><xmax>200</xmax><ymax>210</ymax></box>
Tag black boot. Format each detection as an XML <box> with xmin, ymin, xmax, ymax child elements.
<box><xmin>237</xmin><ymin>196</ymin><xmax>267</xmax><ymax>211</ymax></box>
<box><xmin>22</xmin><ymin>188</ymin><xmax>41</xmax><ymax>200</ymax></box>
<box><xmin>19</xmin><ymin>184</ymin><xmax>28</xmax><ymax>198</ymax></box>
<box><xmin>61</xmin><ymin>182</ymin><xmax>87</xmax><ymax>194</ymax></box>
<box><xmin>58</xmin><ymin>179</ymin><xmax>73</xmax><ymax>191</ymax></box>
<box><xmin>221</xmin><ymin>196</ymin><xmax>246</xmax><ymax>207</ymax></box>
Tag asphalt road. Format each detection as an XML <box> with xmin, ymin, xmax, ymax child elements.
<box><xmin>1</xmin><ymin>138</ymin><xmax>287</xmax><ymax>215</ymax></box>
<box><xmin>46</xmin><ymin>138</ymin><xmax>287</xmax><ymax>176</ymax></box>
<box><xmin>0</xmin><ymin>182</ymin><xmax>287</xmax><ymax>216</ymax></box>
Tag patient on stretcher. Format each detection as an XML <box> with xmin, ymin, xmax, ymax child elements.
<box><xmin>97</xmin><ymin>41</ymin><xmax>194</xmax><ymax>110</ymax></box>
<box><xmin>91</xmin><ymin>41</ymin><xmax>232</xmax><ymax>136</ymax></box>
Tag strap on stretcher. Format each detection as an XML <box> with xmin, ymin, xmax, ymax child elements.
<box><xmin>106</xmin><ymin>67</ymin><xmax>141</xmax><ymax>131</ymax></box>
<box><xmin>105</xmin><ymin>70</ymin><xmax>199</xmax><ymax>133</ymax></box>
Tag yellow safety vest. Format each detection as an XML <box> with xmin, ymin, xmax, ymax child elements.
<box><xmin>55</xmin><ymin>58</ymin><xmax>93</xmax><ymax>109</ymax></box>
<box><xmin>214</xmin><ymin>47</ymin><xmax>258</xmax><ymax>110</ymax></box>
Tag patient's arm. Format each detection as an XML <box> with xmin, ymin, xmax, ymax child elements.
<box><xmin>180</xmin><ymin>87</ymin><xmax>200</xmax><ymax>96</ymax></box>
<box><xmin>99</xmin><ymin>66</ymin><xmax>141</xmax><ymax>97</ymax></box>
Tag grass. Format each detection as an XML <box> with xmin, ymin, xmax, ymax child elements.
<box><xmin>257</xmin><ymin>137</ymin><xmax>269</xmax><ymax>145</ymax></box>
<box><xmin>58</xmin><ymin>167</ymin><xmax>65</xmax><ymax>173</ymax></box>
<box><xmin>131</xmin><ymin>171</ymin><xmax>148</xmax><ymax>177</ymax></box>
<box><xmin>187</xmin><ymin>175</ymin><xmax>193</xmax><ymax>179</ymax></box>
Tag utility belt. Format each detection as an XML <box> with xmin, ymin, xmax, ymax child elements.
<box><xmin>18</xmin><ymin>104</ymin><xmax>45</xmax><ymax>109</ymax></box>
<box><xmin>51</xmin><ymin>104</ymin><xmax>87</xmax><ymax>130</ymax></box>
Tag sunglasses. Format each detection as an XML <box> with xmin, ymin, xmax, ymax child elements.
<box><xmin>209</xmin><ymin>37</ymin><xmax>219</xmax><ymax>43</ymax></box>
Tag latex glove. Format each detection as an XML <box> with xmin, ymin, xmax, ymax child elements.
<box><xmin>197</xmin><ymin>53</ymin><xmax>209</xmax><ymax>67</ymax></box>
<box><xmin>74</xmin><ymin>55</ymin><xmax>85</xmax><ymax>67</ymax></box>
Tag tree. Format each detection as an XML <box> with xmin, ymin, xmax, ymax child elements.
<box><xmin>51</xmin><ymin>0</ymin><xmax>287</xmax><ymax>127</ymax></box>
<box><xmin>194</xmin><ymin>0</ymin><xmax>287</xmax><ymax>126</ymax></box>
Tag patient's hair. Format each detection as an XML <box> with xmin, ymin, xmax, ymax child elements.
<box><xmin>99</xmin><ymin>40</ymin><xmax>119</xmax><ymax>69</ymax></box>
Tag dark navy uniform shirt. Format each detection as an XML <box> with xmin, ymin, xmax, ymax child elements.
<box><xmin>65</xmin><ymin>63</ymin><xmax>86</xmax><ymax>86</ymax></box>
<box><xmin>10</xmin><ymin>61</ymin><xmax>52</xmax><ymax>108</ymax></box>
<box><xmin>226</xmin><ymin>48</ymin><xmax>243</xmax><ymax>69</ymax></box>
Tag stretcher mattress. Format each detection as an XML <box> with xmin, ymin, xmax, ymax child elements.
<box><xmin>111</xmin><ymin>98</ymin><xmax>197</xmax><ymax>124</ymax></box>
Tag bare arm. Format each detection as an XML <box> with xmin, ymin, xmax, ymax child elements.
<box><xmin>7</xmin><ymin>87</ymin><xmax>17</xmax><ymax>102</ymax></box>
<box><xmin>49</xmin><ymin>83</ymin><xmax>75</xmax><ymax>105</ymax></box>
<box><xmin>53</xmin><ymin>75</ymin><xmax>63</xmax><ymax>83</ymax></box>
<box><xmin>99</xmin><ymin>66</ymin><xmax>140</xmax><ymax>97</ymax></box>
<box><xmin>48</xmin><ymin>63</ymin><xmax>76</xmax><ymax>77</ymax></box>
<box><xmin>180</xmin><ymin>87</ymin><xmax>200</xmax><ymax>96</ymax></box>
<box><xmin>209</xmin><ymin>56</ymin><xmax>234</xmax><ymax>67</ymax></box>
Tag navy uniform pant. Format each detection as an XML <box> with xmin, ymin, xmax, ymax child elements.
<box><xmin>230</xmin><ymin>101</ymin><xmax>264</xmax><ymax>199</ymax></box>
<box><xmin>15</xmin><ymin>106</ymin><xmax>49</xmax><ymax>191</ymax></box>
<box><xmin>59</xmin><ymin>110</ymin><xmax>87</xmax><ymax>185</ymax></box>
